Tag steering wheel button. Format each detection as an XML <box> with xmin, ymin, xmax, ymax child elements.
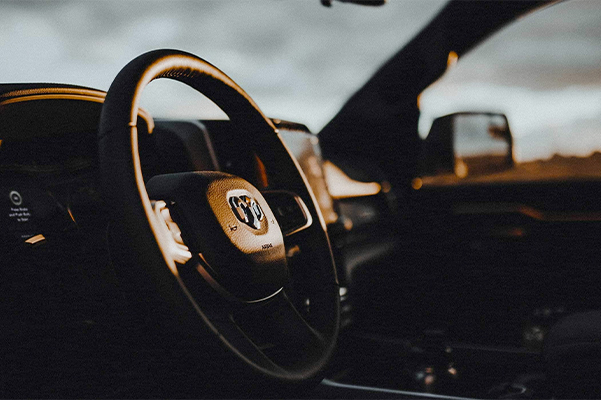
<box><xmin>160</xmin><ymin>207</ymin><xmax>173</xmax><ymax>222</ymax></box>
<box><xmin>263</xmin><ymin>191</ymin><xmax>312</xmax><ymax>235</ymax></box>
<box><xmin>151</xmin><ymin>200</ymin><xmax>192</xmax><ymax>265</ymax></box>
<box><xmin>166</xmin><ymin>221</ymin><xmax>184</xmax><ymax>245</ymax></box>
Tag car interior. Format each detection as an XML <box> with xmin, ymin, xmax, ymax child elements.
<box><xmin>2</xmin><ymin>0</ymin><xmax>601</xmax><ymax>398</ymax></box>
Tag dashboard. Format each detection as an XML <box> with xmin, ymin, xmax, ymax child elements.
<box><xmin>0</xmin><ymin>98</ymin><xmax>330</xmax><ymax>245</ymax></box>
<box><xmin>3</xmin><ymin>75</ymin><xmax>597</xmax><ymax>397</ymax></box>
<box><xmin>0</xmin><ymin>86</ymin><xmax>398</xmax><ymax>344</ymax></box>
<box><xmin>0</xmin><ymin>130</ymin><xmax>99</xmax><ymax>246</ymax></box>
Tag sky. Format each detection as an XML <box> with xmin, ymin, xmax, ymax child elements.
<box><xmin>419</xmin><ymin>0</ymin><xmax>601</xmax><ymax>161</ymax></box>
<box><xmin>1</xmin><ymin>0</ymin><xmax>600</xmax><ymax>162</ymax></box>
<box><xmin>0</xmin><ymin>0</ymin><xmax>445</xmax><ymax>127</ymax></box>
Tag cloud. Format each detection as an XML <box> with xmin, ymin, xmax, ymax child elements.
<box><xmin>419</xmin><ymin>1</ymin><xmax>601</xmax><ymax>161</ymax></box>
<box><xmin>2</xmin><ymin>0</ymin><xmax>599</xmax><ymax>162</ymax></box>
<box><xmin>0</xmin><ymin>0</ymin><xmax>446</xmax><ymax>131</ymax></box>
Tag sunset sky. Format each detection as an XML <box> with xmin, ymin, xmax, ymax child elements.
<box><xmin>1</xmin><ymin>0</ymin><xmax>600</xmax><ymax>162</ymax></box>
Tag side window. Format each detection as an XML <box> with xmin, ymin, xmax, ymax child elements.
<box><xmin>419</xmin><ymin>1</ymin><xmax>601</xmax><ymax>182</ymax></box>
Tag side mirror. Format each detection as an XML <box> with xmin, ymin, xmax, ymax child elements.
<box><xmin>421</xmin><ymin>112</ymin><xmax>514</xmax><ymax>178</ymax></box>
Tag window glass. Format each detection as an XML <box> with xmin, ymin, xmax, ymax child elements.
<box><xmin>420</xmin><ymin>1</ymin><xmax>601</xmax><ymax>181</ymax></box>
<box><xmin>0</xmin><ymin>0</ymin><xmax>446</xmax><ymax>132</ymax></box>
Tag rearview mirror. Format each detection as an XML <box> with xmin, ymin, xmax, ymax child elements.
<box><xmin>321</xmin><ymin>0</ymin><xmax>386</xmax><ymax>6</ymax></box>
<box><xmin>421</xmin><ymin>112</ymin><xmax>514</xmax><ymax>178</ymax></box>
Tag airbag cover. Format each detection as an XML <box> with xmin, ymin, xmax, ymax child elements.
<box><xmin>146</xmin><ymin>171</ymin><xmax>287</xmax><ymax>302</ymax></box>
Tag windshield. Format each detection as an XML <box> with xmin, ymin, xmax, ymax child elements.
<box><xmin>1</xmin><ymin>0</ymin><xmax>445</xmax><ymax>132</ymax></box>
<box><xmin>420</xmin><ymin>0</ymin><xmax>601</xmax><ymax>164</ymax></box>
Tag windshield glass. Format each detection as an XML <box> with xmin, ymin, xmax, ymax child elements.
<box><xmin>1</xmin><ymin>0</ymin><xmax>445</xmax><ymax>132</ymax></box>
<box><xmin>420</xmin><ymin>0</ymin><xmax>601</xmax><ymax>165</ymax></box>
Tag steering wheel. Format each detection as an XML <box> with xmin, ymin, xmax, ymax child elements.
<box><xmin>98</xmin><ymin>49</ymin><xmax>339</xmax><ymax>396</ymax></box>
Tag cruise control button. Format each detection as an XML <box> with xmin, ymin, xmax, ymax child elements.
<box><xmin>262</xmin><ymin>191</ymin><xmax>312</xmax><ymax>236</ymax></box>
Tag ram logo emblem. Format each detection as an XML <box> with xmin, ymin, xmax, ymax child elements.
<box><xmin>229</xmin><ymin>195</ymin><xmax>264</xmax><ymax>230</ymax></box>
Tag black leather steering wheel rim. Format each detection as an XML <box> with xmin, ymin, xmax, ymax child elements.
<box><xmin>98</xmin><ymin>49</ymin><xmax>339</xmax><ymax>392</ymax></box>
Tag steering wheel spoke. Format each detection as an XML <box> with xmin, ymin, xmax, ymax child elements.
<box><xmin>209</xmin><ymin>313</ymin><xmax>289</xmax><ymax>374</ymax></box>
<box><xmin>178</xmin><ymin>262</ymin><xmax>327</xmax><ymax>374</ymax></box>
<box><xmin>262</xmin><ymin>190</ymin><xmax>312</xmax><ymax>236</ymax></box>
<box><xmin>238</xmin><ymin>290</ymin><xmax>324</xmax><ymax>344</ymax></box>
